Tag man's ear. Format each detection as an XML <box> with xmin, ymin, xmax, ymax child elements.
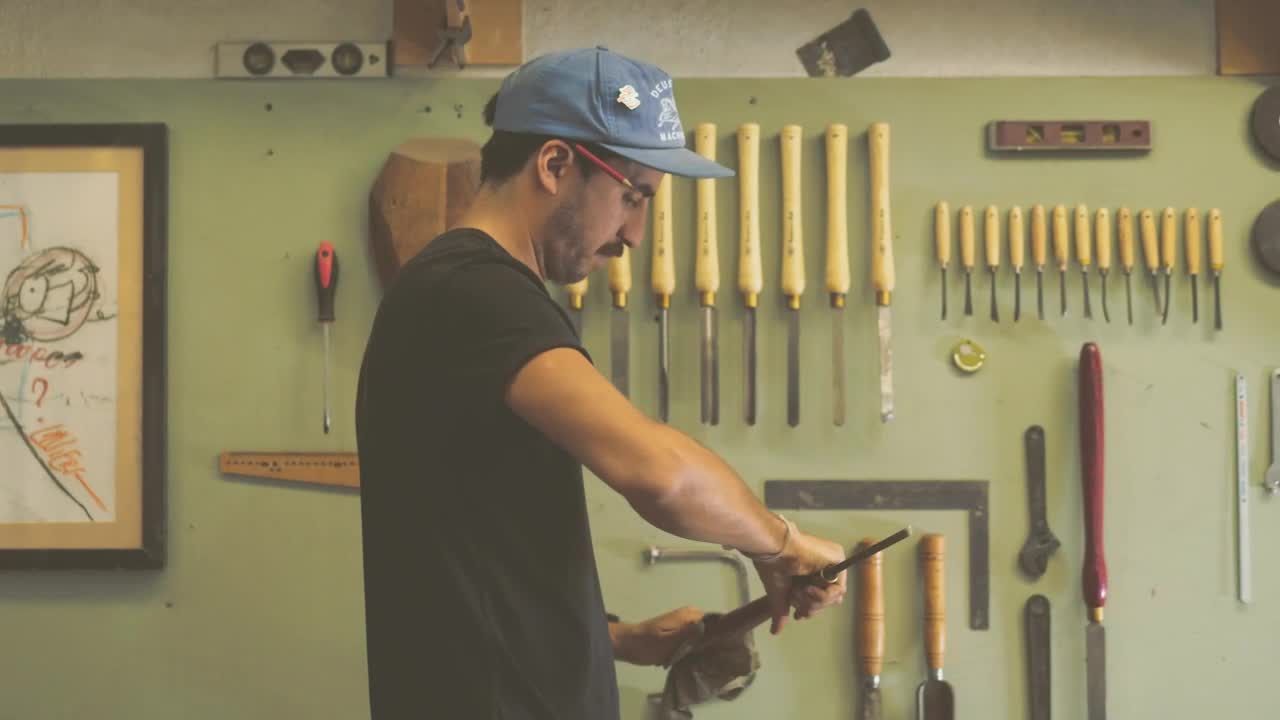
<box><xmin>536</xmin><ymin>140</ymin><xmax>574</xmax><ymax>196</ymax></box>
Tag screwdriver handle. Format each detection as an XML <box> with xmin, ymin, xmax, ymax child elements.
<box><xmin>1117</xmin><ymin>207</ymin><xmax>1135</xmax><ymax>271</ymax></box>
<box><xmin>1009</xmin><ymin>206</ymin><xmax>1025</xmax><ymax>270</ymax></box>
<box><xmin>1052</xmin><ymin>204</ymin><xmax>1069</xmax><ymax>271</ymax></box>
<box><xmin>565</xmin><ymin>276</ymin><xmax>588</xmax><ymax>310</ymax></box>
<box><xmin>826</xmin><ymin>123</ymin><xmax>850</xmax><ymax>298</ymax></box>
<box><xmin>1186</xmin><ymin>207</ymin><xmax>1202</xmax><ymax>276</ymax></box>
<box><xmin>652</xmin><ymin>173</ymin><xmax>675</xmax><ymax>303</ymax></box>
<box><xmin>1141</xmin><ymin>209</ymin><xmax>1160</xmax><ymax>272</ymax></box>
<box><xmin>960</xmin><ymin>205</ymin><xmax>975</xmax><ymax>270</ymax></box>
<box><xmin>858</xmin><ymin>536</ymin><xmax>885</xmax><ymax>678</ymax></box>
<box><xmin>1075</xmin><ymin>204</ymin><xmax>1092</xmax><ymax>267</ymax></box>
<box><xmin>608</xmin><ymin>245</ymin><xmax>632</xmax><ymax>307</ymax></box>
<box><xmin>922</xmin><ymin>533</ymin><xmax>946</xmax><ymax>672</ymax></box>
<box><xmin>1079</xmin><ymin>342</ymin><xmax>1108</xmax><ymax>618</ymax></box>
<box><xmin>314</xmin><ymin>241</ymin><xmax>338</xmax><ymax>322</ymax></box>
<box><xmin>1161</xmin><ymin>207</ymin><xmax>1177</xmax><ymax>272</ymax></box>
<box><xmin>984</xmin><ymin>205</ymin><xmax>1001</xmax><ymax>269</ymax></box>
<box><xmin>869</xmin><ymin>122</ymin><xmax>894</xmax><ymax>301</ymax></box>
<box><xmin>780</xmin><ymin>124</ymin><xmax>805</xmax><ymax>305</ymax></box>
<box><xmin>738</xmin><ymin>123</ymin><xmax>763</xmax><ymax>307</ymax></box>
<box><xmin>935</xmin><ymin>201</ymin><xmax>952</xmax><ymax>268</ymax></box>
<box><xmin>1031</xmin><ymin>204</ymin><xmax>1047</xmax><ymax>268</ymax></box>
<box><xmin>1209</xmin><ymin>208</ymin><xmax>1224</xmax><ymax>272</ymax></box>
<box><xmin>695</xmin><ymin>123</ymin><xmax>720</xmax><ymax>304</ymax></box>
<box><xmin>1095</xmin><ymin>208</ymin><xmax>1111</xmax><ymax>271</ymax></box>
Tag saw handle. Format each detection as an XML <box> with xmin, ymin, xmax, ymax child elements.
<box><xmin>935</xmin><ymin>201</ymin><xmax>951</xmax><ymax>268</ymax></box>
<box><xmin>608</xmin><ymin>245</ymin><xmax>631</xmax><ymax>308</ymax></box>
<box><xmin>1075</xmin><ymin>204</ymin><xmax>1092</xmax><ymax>267</ymax></box>
<box><xmin>651</xmin><ymin>174</ymin><xmax>675</xmax><ymax>304</ymax></box>
<box><xmin>1009</xmin><ymin>206</ymin><xmax>1025</xmax><ymax>270</ymax></box>
<box><xmin>960</xmin><ymin>206</ymin><xmax>975</xmax><ymax>270</ymax></box>
<box><xmin>1118</xmin><ymin>207</ymin><xmax>1135</xmax><ymax>271</ymax></box>
<box><xmin>869</xmin><ymin>122</ymin><xmax>894</xmax><ymax>303</ymax></box>
<box><xmin>780</xmin><ymin>124</ymin><xmax>804</xmax><ymax>306</ymax></box>
<box><xmin>922</xmin><ymin>533</ymin><xmax>946</xmax><ymax>672</ymax></box>
<box><xmin>694</xmin><ymin>123</ymin><xmax>719</xmax><ymax>306</ymax></box>
<box><xmin>1209</xmin><ymin>208</ymin><xmax>1224</xmax><ymax>272</ymax></box>
<box><xmin>1052</xmin><ymin>204</ymin><xmax>1069</xmax><ymax>271</ymax></box>
<box><xmin>826</xmin><ymin>123</ymin><xmax>849</xmax><ymax>302</ymax></box>
<box><xmin>1079</xmin><ymin>342</ymin><xmax>1108</xmax><ymax>618</ymax></box>
<box><xmin>1141</xmin><ymin>209</ymin><xmax>1160</xmax><ymax>272</ymax></box>
<box><xmin>858</xmin><ymin>537</ymin><xmax>885</xmax><ymax>678</ymax></box>
<box><xmin>1031</xmin><ymin>204</ymin><xmax>1047</xmax><ymax>268</ymax></box>
<box><xmin>984</xmin><ymin>205</ymin><xmax>1000</xmax><ymax>269</ymax></box>
<box><xmin>1186</xmin><ymin>207</ymin><xmax>1201</xmax><ymax>276</ymax></box>
<box><xmin>737</xmin><ymin>123</ymin><xmax>762</xmax><ymax>307</ymax></box>
<box><xmin>1095</xmin><ymin>208</ymin><xmax>1111</xmax><ymax>271</ymax></box>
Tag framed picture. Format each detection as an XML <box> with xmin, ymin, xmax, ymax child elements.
<box><xmin>0</xmin><ymin>124</ymin><xmax>167</xmax><ymax>569</ymax></box>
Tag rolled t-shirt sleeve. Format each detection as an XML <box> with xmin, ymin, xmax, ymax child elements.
<box><xmin>435</xmin><ymin>260</ymin><xmax>591</xmax><ymax>407</ymax></box>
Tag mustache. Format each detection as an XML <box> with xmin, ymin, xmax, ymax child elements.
<box><xmin>598</xmin><ymin>241</ymin><xmax>626</xmax><ymax>257</ymax></box>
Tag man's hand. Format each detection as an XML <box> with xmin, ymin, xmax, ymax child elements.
<box><xmin>752</xmin><ymin>525</ymin><xmax>848</xmax><ymax>635</ymax></box>
<box><xmin>610</xmin><ymin>606</ymin><xmax>705</xmax><ymax>666</ymax></box>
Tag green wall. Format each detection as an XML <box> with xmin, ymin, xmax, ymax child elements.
<box><xmin>0</xmin><ymin>75</ymin><xmax>1277</xmax><ymax>719</ymax></box>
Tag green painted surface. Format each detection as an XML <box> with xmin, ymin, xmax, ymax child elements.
<box><xmin>0</xmin><ymin>76</ymin><xmax>1277</xmax><ymax>719</ymax></box>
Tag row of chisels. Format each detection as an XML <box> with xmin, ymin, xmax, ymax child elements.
<box><xmin>566</xmin><ymin>121</ymin><xmax>895</xmax><ymax>427</ymax></box>
<box><xmin>935</xmin><ymin>202</ymin><xmax>1226</xmax><ymax>328</ymax></box>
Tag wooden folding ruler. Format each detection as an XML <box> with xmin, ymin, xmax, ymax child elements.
<box><xmin>765</xmin><ymin>479</ymin><xmax>990</xmax><ymax>630</ymax></box>
<box><xmin>219</xmin><ymin>451</ymin><xmax>359</xmax><ymax>489</ymax></box>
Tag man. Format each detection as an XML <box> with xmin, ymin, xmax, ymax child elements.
<box><xmin>355</xmin><ymin>46</ymin><xmax>848</xmax><ymax>720</ymax></box>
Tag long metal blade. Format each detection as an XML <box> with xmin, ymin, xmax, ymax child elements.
<box><xmin>611</xmin><ymin>307</ymin><xmax>629</xmax><ymax>397</ymax></box>
<box><xmin>1161</xmin><ymin>273</ymin><xmax>1171</xmax><ymax>325</ymax></box>
<box><xmin>700</xmin><ymin>306</ymin><xmax>712</xmax><ymax>425</ymax></box>
<box><xmin>1082</xmin><ymin>272</ymin><xmax>1092</xmax><ymax>318</ymax></box>
<box><xmin>1059</xmin><ymin>271</ymin><xmax>1067</xmax><ymax>316</ymax></box>
<box><xmin>710</xmin><ymin>308</ymin><xmax>719</xmax><ymax>425</ymax></box>
<box><xmin>322</xmin><ymin>323</ymin><xmax>331</xmax><ymax>434</ymax></box>
<box><xmin>787</xmin><ymin>309</ymin><xmax>800</xmax><ymax>427</ymax></box>
<box><xmin>989</xmin><ymin>269</ymin><xmax>999</xmax><ymax>322</ymax></box>
<box><xmin>1214</xmin><ymin>274</ymin><xmax>1223</xmax><ymax>330</ymax></box>
<box><xmin>1086</xmin><ymin>623</ymin><xmax>1106</xmax><ymax>720</ymax></box>
<box><xmin>744</xmin><ymin>308</ymin><xmax>756</xmax><ymax>425</ymax></box>
<box><xmin>1125</xmin><ymin>273</ymin><xmax>1133</xmax><ymax>325</ymax></box>
<box><xmin>1150</xmin><ymin>273</ymin><xmax>1161</xmax><ymax>313</ymax></box>
<box><xmin>963</xmin><ymin>271</ymin><xmax>972</xmax><ymax>315</ymax></box>
<box><xmin>1191</xmin><ymin>276</ymin><xmax>1199</xmax><ymax>323</ymax></box>
<box><xmin>940</xmin><ymin>269</ymin><xmax>947</xmax><ymax>320</ymax></box>
<box><xmin>832</xmin><ymin>306</ymin><xmax>845</xmax><ymax>426</ymax></box>
<box><xmin>860</xmin><ymin>685</ymin><xmax>881</xmax><ymax>720</ymax></box>
<box><xmin>658</xmin><ymin>309</ymin><xmax>669</xmax><ymax>422</ymax></box>
<box><xmin>877</xmin><ymin>306</ymin><xmax>894</xmax><ymax>423</ymax></box>
<box><xmin>1037</xmin><ymin>269</ymin><xmax>1044</xmax><ymax>320</ymax></box>
<box><xmin>1014</xmin><ymin>272</ymin><xmax>1021</xmax><ymax>321</ymax></box>
<box><xmin>1100</xmin><ymin>273</ymin><xmax>1109</xmax><ymax>323</ymax></box>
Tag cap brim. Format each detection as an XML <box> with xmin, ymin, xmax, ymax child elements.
<box><xmin>597</xmin><ymin>143</ymin><xmax>734</xmax><ymax>179</ymax></box>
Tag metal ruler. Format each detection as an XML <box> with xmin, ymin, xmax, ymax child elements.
<box><xmin>765</xmin><ymin>479</ymin><xmax>990</xmax><ymax>630</ymax></box>
<box><xmin>1235</xmin><ymin>375</ymin><xmax>1252</xmax><ymax>603</ymax></box>
<box><xmin>219</xmin><ymin>451</ymin><xmax>359</xmax><ymax>489</ymax></box>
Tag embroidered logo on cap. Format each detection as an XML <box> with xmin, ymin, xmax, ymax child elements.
<box><xmin>617</xmin><ymin>85</ymin><xmax>641</xmax><ymax>110</ymax></box>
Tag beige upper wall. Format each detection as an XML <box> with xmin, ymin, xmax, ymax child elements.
<box><xmin>0</xmin><ymin>0</ymin><xmax>1217</xmax><ymax>78</ymax></box>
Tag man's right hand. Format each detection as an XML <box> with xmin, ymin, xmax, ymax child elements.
<box><xmin>752</xmin><ymin>526</ymin><xmax>848</xmax><ymax>635</ymax></box>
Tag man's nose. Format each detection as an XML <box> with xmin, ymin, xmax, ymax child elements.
<box><xmin>621</xmin><ymin>208</ymin><xmax>647</xmax><ymax>249</ymax></box>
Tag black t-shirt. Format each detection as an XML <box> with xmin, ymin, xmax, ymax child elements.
<box><xmin>355</xmin><ymin>229</ymin><xmax>620</xmax><ymax>720</ymax></box>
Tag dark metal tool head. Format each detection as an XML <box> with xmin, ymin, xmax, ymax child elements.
<box><xmin>1018</xmin><ymin>533</ymin><xmax>1061</xmax><ymax>578</ymax></box>
<box><xmin>916</xmin><ymin>678</ymin><xmax>955</xmax><ymax>720</ymax></box>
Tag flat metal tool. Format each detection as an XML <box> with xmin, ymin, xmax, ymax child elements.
<box><xmin>1236</xmin><ymin>373</ymin><xmax>1252</xmax><ymax>603</ymax></box>
<box><xmin>1025</xmin><ymin>595</ymin><xmax>1051</xmax><ymax>720</ymax></box>
<box><xmin>765</xmin><ymin>479</ymin><xmax>991</xmax><ymax>630</ymax></box>
<box><xmin>652</xmin><ymin>174</ymin><xmax>675</xmax><ymax>422</ymax></box>
<box><xmin>985</xmin><ymin>205</ymin><xmax>1001</xmax><ymax>322</ymax></box>
<box><xmin>1052</xmin><ymin>204</ymin><xmax>1069</xmax><ymax>316</ymax></box>
<box><xmin>1186</xmin><ymin>208</ymin><xmax>1201</xmax><ymax>323</ymax></box>
<box><xmin>1076</xmin><ymin>204</ymin><xmax>1092</xmax><ymax>319</ymax></box>
<box><xmin>1032</xmin><ymin>205</ymin><xmax>1047</xmax><ymax>320</ymax></box>
<box><xmin>1009</xmin><ymin>206</ymin><xmax>1024</xmax><ymax>321</ymax></box>
<box><xmin>607</xmin><ymin>247</ymin><xmax>631</xmax><ymax>397</ymax></box>
<box><xmin>827</xmin><ymin>124</ymin><xmax>850</xmax><ymax>426</ymax></box>
<box><xmin>1209</xmin><ymin>208</ymin><xmax>1224</xmax><ymax>330</ymax></box>
<box><xmin>869</xmin><ymin>122</ymin><xmax>895</xmax><ymax>422</ymax></box>
<box><xmin>1019</xmin><ymin>425</ymin><xmax>1060</xmax><ymax>579</ymax></box>
<box><xmin>694</xmin><ymin>123</ymin><xmax>721</xmax><ymax>425</ymax></box>
<box><xmin>916</xmin><ymin>533</ymin><xmax>956</xmax><ymax>720</ymax></box>
<box><xmin>936</xmin><ymin>201</ymin><xmax>951</xmax><ymax>320</ymax></box>
<box><xmin>1266</xmin><ymin>369</ymin><xmax>1280</xmax><ymax>495</ymax></box>
<box><xmin>1160</xmin><ymin>207</ymin><xmax>1176</xmax><ymax>325</ymax></box>
<box><xmin>1079</xmin><ymin>343</ymin><xmax>1107</xmax><ymax>720</ymax></box>
<box><xmin>1096</xmin><ymin>207</ymin><xmax>1112</xmax><ymax>323</ymax></box>
<box><xmin>960</xmin><ymin>205</ymin><xmax>975</xmax><ymax>316</ymax></box>
<box><xmin>780</xmin><ymin>124</ymin><xmax>805</xmax><ymax>427</ymax></box>
<box><xmin>737</xmin><ymin>124</ymin><xmax>762</xmax><ymax>424</ymax></box>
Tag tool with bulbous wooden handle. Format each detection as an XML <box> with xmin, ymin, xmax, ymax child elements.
<box><xmin>781</xmin><ymin>124</ymin><xmax>804</xmax><ymax>427</ymax></box>
<box><xmin>869</xmin><ymin>122</ymin><xmax>894</xmax><ymax>422</ymax></box>
<box><xmin>607</xmin><ymin>245</ymin><xmax>631</xmax><ymax>397</ymax></box>
<box><xmin>1209</xmin><ymin>208</ymin><xmax>1223</xmax><ymax>330</ymax></box>
<box><xmin>738</xmin><ymin>123</ymin><xmax>762</xmax><ymax>424</ymax></box>
<box><xmin>960</xmin><ymin>205</ymin><xmax>975</xmax><ymax>316</ymax></box>
<box><xmin>652</xmin><ymin>173</ymin><xmax>674</xmax><ymax>422</ymax></box>
<box><xmin>858</xmin><ymin>536</ymin><xmax>885</xmax><ymax>720</ymax></box>
<box><xmin>1160</xmin><ymin>207</ymin><xmax>1176</xmax><ymax>325</ymax></box>
<box><xmin>565</xmin><ymin>276</ymin><xmax>587</xmax><ymax>337</ymax></box>
<box><xmin>1079</xmin><ymin>342</ymin><xmax>1108</xmax><ymax>720</ymax></box>
<box><xmin>1095</xmin><ymin>208</ymin><xmax>1111</xmax><ymax>323</ymax></box>
<box><xmin>936</xmin><ymin>201</ymin><xmax>951</xmax><ymax>320</ymax></box>
<box><xmin>985</xmin><ymin>205</ymin><xmax>1001</xmax><ymax>322</ymax></box>
<box><xmin>1186</xmin><ymin>208</ymin><xmax>1201</xmax><ymax>324</ymax></box>
<box><xmin>1076</xmin><ymin>204</ymin><xmax>1092</xmax><ymax>319</ymax></box>
<box><xmin>1032</xmin><ymin>205</ymin><xmax>1047</xmax><ymax>320</ymax></box>
<box><xmin>916</xmin><ymin>533</ymin><xmax>955</xmax><ymax>720</ymax></box>
<box><xmin>827</xmin><ymin>124</ymin><xmax>850</xmax><ymax>426</ymax></box>
<box><xmin>314</xmin><ymin>241</ymin><xmax>338</xmax><ymax>434</ymax></box>
<box><xmin>1140</xmin><ymin>209</ymin><xmax>1161</xmax><ymax>314</ymax></box>
<box><xmin>1118</xmin><ymin>207</ymin><xmax>1135</xmax><ymax>325</ymax></box>
<box><xmin>695</xmin><ymin>123</ymin><xmax>720</xmax><ymax>426</ymax></box>
<box><xmin>1053</xmin><ymin>204</ymin><xmax>1069</xmax><ymax>316</ymax></box>
<box><xmin>1010</xmin><ymin>206</ymin><xmax>1024</xmax><ymax>322</ymax></box>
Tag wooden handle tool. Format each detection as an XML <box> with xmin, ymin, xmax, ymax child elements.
<box><xmin>1095</xmin><ymin>208</ymin><xmax>1111</xmax><ymax>323</ymax></box>
<box><xmin>1209</xmin><ymin>208</ymin><xmax>1224</xmax><ymax>330</ymax></box>
<box><xmin>1079</xmin><ymin>342</ymin><xmax>1108</xmax><ymax>719</ymax></box>
<box><xmin>1032</xmin><ymin>204</ymin><xmax>1047</xmax><ymax>320</ymax></box>
<box><xmin>1160</xmin><ymin>207</ymin><xmax>1176</xmax><ymax>325</ymax></box>
<box><xmin>936</xmin><ymin>201</ymin><xmax>951</xmax><ymax>320</ymax></box>
<box><xmin>737</xmin><ymin>123</ymin><xmax>761</xmax><ymax>424</ymax></box>
<box><xmin>781</xmin><ymin>124</ymin><xmax>804</xmax><ymax>427</ymax></box>
<box><xmin>985</xmin><ymin>205</ymin><xmax>1001</xmax><ymax>322</ymax></box>
<box><xmin>1010</xmin><ymin>206</ymin><xmax>1025</xmax><ymax>322</ymax></box>
<box><xmin>1185</xmin><ymin>207</ymin><xmax>1201</xmax><ymax>324</ymax></box>
<box><xmin>1075</xmin><ymin>204</ymin><xmax>1093</xmax><ymax>319</ymax></box>
<box><xmin>1053</xmin><ymin>204</ymin><xmax>1069</xmax><ymax>316</ymax></box>
<box><xmin>869</xmin><ymin>122</ymin><xmax>895</xmax><ymax>423</ymax></box>
<box><xmin>652</xmin><ymin>173</ymin><xmax>674</xmax><ymax>421</ymax></box>
<box><xmin>917</xmin><ymin>533</ymin><xmax>956</xmax><ymax>718</ymax></box>
<box><xmin>1117</xmin><ymin>207</ymin><xmax>1135</xmax><ymax>325</ymax></box>
<box><xmin>1140</xmin><ymin>209</ymin><xmax>1160</xmax><ymax>313</ymax></box>
<box><xmin>826</xmin><ymin>124</ymin><xmax>849</xmax><ymax>426</ymax></box>
<box><xmin>960</xmin><ymin>205</ymin><xmax>975</xmax><ymax>316</ymax></box>
<box><xmin>858</xmin><ymin>536</ymin><xmax>885</xmax><ymax>717</ymax></box>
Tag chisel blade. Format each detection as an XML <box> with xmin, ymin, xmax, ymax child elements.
<box><xmin>1014</xmin><ymin>272</ymin><xmax>1021</xmax><ymax>322</ymax></box>
<box><xmin>1191</xmin><ymin>276</ymin><xmax>1199</xmax><ymax>323</ymax></box>
<box><xmin>701</xmin><ymin>306</ymin><xmax>719</xmax><ymax>425</ymax></box>
<box><xmin>658</xmin><ymin>308</ymin><xmax>669</xmax><ymax>422</ymax></box>
<box><xmin>322</xmin><ymin>323</ymin><xmax>331</xmax><ymax>434</ymax></box>
<box><xmin>1037</xmin><ymin>269</ymin><xmax>1044</xmax><ymax>320</ymax></box>
<box><xmin>744</xmin><ymin>308</ymin><xmax>757</xmax><ymax>425</ymax></box>
<box><xmin>787</xmin><ymin>308</ymin><xmax>800</xmax><ymax>427</ymax></box>
<box><xmin>1100</xmin><ymin>274</ymin><xmax>1109</xmax><ymax>323</ymax></box>
<box><xmin>611</xmin><ymin>307</ymin><xmax>629</xmax><ymax>397</ymax></box>
<box><xmin>832</xmin><ymin>304</ymin><xmax>845</xmax><ymax>426</ymax></box>
<box><xmin>877</xmin><ymin>305</ymin><xmax>894</xmax><ymax>423</ymax></box>
<box><xmin>1161</xmin><ymin>273</ymin><xmax>1171</xmax><ymax>325</ymax></box>
<box><xmin>1124</xmin><ymin>273</ymin><xmax>1133</xmax><ymax>325</ymax></box>
<box><xmin>1086</xmin><ymin>622</ymin><xmax>1106</xmax><ymax>720</ymax></box>
<box><xmin>861</xmin><ymin>685</ymin><xmax>881</xmax><ymax>720</ymax></box>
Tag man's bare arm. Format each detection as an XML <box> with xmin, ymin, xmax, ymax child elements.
<box><xmin>505</xmin><ymin>347</ymin><xmax>786</xmax><ymax>556</ymax></box>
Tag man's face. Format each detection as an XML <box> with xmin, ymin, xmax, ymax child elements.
<box><xmin>542</xmin><ymin>155</ymin><xmax>663</xmax><ymax>285</ymax></box>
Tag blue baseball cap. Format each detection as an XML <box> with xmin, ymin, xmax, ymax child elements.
<box><xmin>492</xmin><ymin>46</ymin><xmax>734</xmax><ymax>179</ymax></box>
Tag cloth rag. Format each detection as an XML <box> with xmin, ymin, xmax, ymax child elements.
<box><xmin>654</xmin><ymin>612</ymin><xmax>760</xmax><ymax>719</ymax></box>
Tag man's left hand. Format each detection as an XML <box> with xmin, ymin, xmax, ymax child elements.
<box><xmin>611</xmin><ymin>606</ymin><xmax>705</xmax><ymax>666</ymax></box>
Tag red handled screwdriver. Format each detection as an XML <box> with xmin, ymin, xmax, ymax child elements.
<box><xmin>314</xmin><ymin>241</ymin><xmax>339</xmax><ymax>434</ymax></box>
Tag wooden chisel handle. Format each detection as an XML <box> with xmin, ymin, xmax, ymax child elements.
<box><xmin>652</xmin><ymin>173</ymin><xmax>674</xmax><ymax>305</ymax></box>
<box><xmin>984</xmin><ymin>205</ymin><xmax>1000</xmax><ymax>269</ymax></box>
<box><xmin>1010</xmin><ymin>206</ymin><xmax>1025</xmax><ymax>270</ymax></box>
<box><xmin>1209</xmin><ymin>208</ymin><xmax>1224</xmax><ymax>272</ymax></box>
<box><xmin>695</xmin><ymin>123</ymin><xmax>719</xmax><ymax>306</ymax></box>
<box><xmin>935</xmin><ymin>201</ymin><xmax>951</xmax><ymax>269</ymax></box>
<box><xmin>608</xmin><ymin>245</ymin><xmax>631</xmax><ymax>307</ymax></box>
<box><xmin>869</xmin><ymin>122</ymin><xmax>894</xmax><ymax>304</ymax></box>
<box><xmin>1079</xmin><ymin>342</ymin><xmax>1108</xmax><ymax>620</ymax></box>
<box><xmin>1118</xmin><ymin>207</ymin><xmax>1134</xmax><ymax>271</ymax></box>
<box><xmin>1075</xmin><ymin>204</ymin><xmax>1092</xmax><ymax>267</ymax></box>
<box><xmin>1053</xmin><ymin>204</ymin><xmax>1069</xmax><ymax>271</ymax></box>
<box><xmin>960</xmin><ymin>206</ymin><xmax>975</xmax><ymax>270</ymax></box>
<box><xmin>826</xmin><ymin>123</ymin><xmax>850</xmax><ymax>304</ymax></box>
<box><xmin>922</xmin><ymin>533</ymin><xmax>946</xmax><ymax>672</ymax></box>
<box><xmin>1141</xmin><ymin>209</ymin><xmax>1160</xmax><ymax>272</ymax></box>
<box><xmin>780</xmin><ymin>124</ymin><xmax>804</xmax><ymax>308</ymax></box>
<box><xmin>1096</xmin><ymin>208</ymin><xmax>1111</xmax><ymax>271</ymax></box>
<box><xmin>566</xmin><ymin>276</ymin><xmax>588</xmax><ymax>310</ymax></box>
<box><xmin>1031</xmin><ymin>204</ymin><xmax>1047</xmax><ymax>268</ymax></box>
<box><xmin>858</xmin><ymin>536</ymin><xmax>884</xmax><ymax>678</ymax></box>
<box><xmin>1161</xmin><ymin>207</ymin><xmax>1177</xmax><ymax>272</ymax></box>
<box><xmin>1186</xmin><ymin>207</ymin><xmax>1201</xmax><ymax>276</ymax></box>
<box><xmin>738</xmin><ymin>123</ymin><xmax>762</xmax><ymax>308</ymax></box>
